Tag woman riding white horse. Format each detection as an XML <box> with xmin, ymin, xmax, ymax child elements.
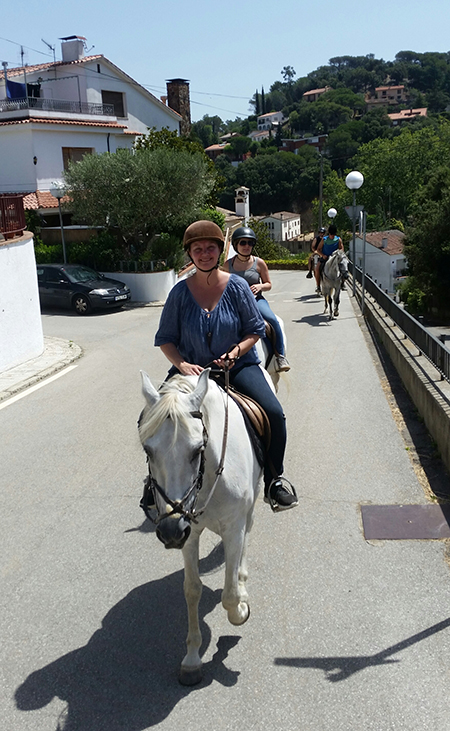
<box><xmin>154</xmin><ymin>220</ymin><xmax>297</xmax><ymax>512</ymax></box>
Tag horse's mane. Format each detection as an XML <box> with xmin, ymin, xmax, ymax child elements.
<box><xmin>139</xmin><ymin>375</ymin><xmax>200</xmax><ymax>445</ymax></box>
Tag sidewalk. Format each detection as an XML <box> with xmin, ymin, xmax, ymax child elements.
<box><xmin>0</xmin><ymin>337</ymin><xmax>82</xmax><ymax>402</ymax></box>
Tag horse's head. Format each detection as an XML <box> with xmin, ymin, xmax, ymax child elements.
<box><xmin>139</xmin><ymin>370</ymin><xmax>210</xmax><ymax>549</ymax></box>
<box><xmin>337</xmin><ymin>251</ymin><xmax>349</xmax><ymax>280</ymax></box>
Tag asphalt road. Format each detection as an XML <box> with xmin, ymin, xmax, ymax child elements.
<box><xmin>2</xmin><ymin>272</ymin><xmax>450</xmax><ymax>731</ymax></box>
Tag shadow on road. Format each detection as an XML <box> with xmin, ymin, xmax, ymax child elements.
<box><xmin>15</xmin><ymin>545</ymin><xmax>238</xmax><ymax>731</ymax></box>
<box><xmin>275</xmin><ymin>616</ymin><xmax>450</xmax><ymax>683</ymax></box>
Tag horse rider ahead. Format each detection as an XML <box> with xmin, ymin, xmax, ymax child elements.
<box><xmin>307</xmin><ymin>226</ymin><xmax>325</xmax><ymax>282</ymax></box>
<box><xmin>315</xmin><ymin>224</ymin><xmax>344</xmax><ymax>294</ymax></box>
<box><xmin>223</xmin><ymin>226</ymin><xmax>290</xmax><ymax>373</ymax></box>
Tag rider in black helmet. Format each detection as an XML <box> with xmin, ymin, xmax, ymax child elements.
<box><xmin>223</xmin><ymin>226</ymin><xmax>290</xmax><ymax>373</ymax></box>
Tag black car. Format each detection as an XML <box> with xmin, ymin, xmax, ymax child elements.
<box><xmin>37</xmin><ymin>264</ymin><xmax>131</xmax><ymax>315</ymax></box>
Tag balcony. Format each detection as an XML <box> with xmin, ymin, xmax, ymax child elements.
<box><xmin>0</xmin><ymin>195</ymin><xmax>26</xmax><ymax>239</ymax></box>
<box><xmin>0</xmin><ymin>97</ymin><xmax>115</xmax><ymax>117</ymax></box>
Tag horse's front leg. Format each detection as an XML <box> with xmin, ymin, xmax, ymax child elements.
<box><xmin>334</xmin><ymin>286</ymin><xmax>341</xmax><ymax>317</ymax></box>
<box><xmin>222</xmin><ymin>522</ymin><xmax>251</xmax><ymax>626</ymax></box>
<box><xmin>179</xmin><ymin>531</ymin><xmax>203</xmax><ymax>685</ymax></box>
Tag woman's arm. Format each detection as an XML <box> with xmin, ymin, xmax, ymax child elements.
<box><xmin>214</xmin><ymin>334</ymin><xmax>260</xmax><ymax>370</ymax></box>
<box><xmin>160</xmin><ymin>343</ymin><xmax>204</xmax><ymax>376</ymax></box>
<box><xmin>252</xmin><ymin>258</ymin><xmax>272</xmax><ymax>296</ymax></box>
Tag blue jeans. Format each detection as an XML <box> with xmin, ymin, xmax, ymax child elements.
<box><xmin>230</xmin><ymin>363</ymin><xmax>286</xmax><ymax>488</ymax></box>
<box><xmin>256</xmin><ymin>297</ymin><xmax>285</xmax><ymax>356</ymax></box>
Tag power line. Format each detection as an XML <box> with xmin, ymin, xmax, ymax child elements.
<box><xmin>0</xmin><ymin>35</ymin><xmax>53</xmax><ymax>58</ymax></box>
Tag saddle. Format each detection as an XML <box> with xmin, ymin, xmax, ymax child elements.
<box><xmin>208</xmin><ymin>371</ymin><xmax>271</xmax><ymax>465</ymax></box>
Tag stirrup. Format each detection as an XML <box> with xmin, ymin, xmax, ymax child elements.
<box><xmin>264</xmin><ymin>476</ymin><xmax>298</xmax><ymax>512</ymax></box>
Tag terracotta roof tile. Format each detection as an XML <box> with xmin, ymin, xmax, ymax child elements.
<box><xmin>388</xmin><ymin>108</ymin><xmax>427</xmax><ymax>121</ymax></box>
<box><xmin>363</xmin><ymin>230</ymin><xmax>405</xmax><ymax>255</ymax></box>
<box><xmin>23</xmin><ymin>191</ymin><xmax>71</xmax><ymax>210</ymax></box>
<box><xmin>0</xmin><ymin>55</ymin><xmax>103</xmax><ymax>80</ymax></box>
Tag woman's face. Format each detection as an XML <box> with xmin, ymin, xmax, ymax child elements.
<box><xmin>236</xmin><ymin>238</ymin><xmax>255</xmax><ymax>254</ymax></box>
<box><xmin>189</xmin><ymin>239</ymin><xmax>221</xmax><ymax>267</ymax></box>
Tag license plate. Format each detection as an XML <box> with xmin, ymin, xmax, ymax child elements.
<box><xmin>115</xmin><ymin>294</ymin><xmax>127</xmax><ymax>301</ymax></box>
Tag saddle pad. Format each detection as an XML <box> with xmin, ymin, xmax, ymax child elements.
<box><xmin>208</xmin><ymin>371</ymin><xmax>271</xmax><ymax>449</ymax></box>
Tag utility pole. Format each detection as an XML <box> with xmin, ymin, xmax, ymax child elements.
<box><xmin>318</xmin><ymin>153</ymin><xmax>324</xmax><ymax>229</ymax></box>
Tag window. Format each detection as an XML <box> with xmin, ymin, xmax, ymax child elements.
<box><xmin>62</xmin><ymin>147</ymin><xmax>93</xmax><ymax>170</ymax></box>
<box><xmin>101</xmin><ymin>90</ymin><xmax>125</xmax><ymax>117</ymax></box>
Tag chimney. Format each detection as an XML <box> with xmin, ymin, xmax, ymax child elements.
<box><xmin>166</xmin><ymin>78</ymin><xmax>191</xmax><ymax>136</ymax></box>
<box><xmin>60</xmin><ymin>36</ymin><xmax>86</xmax><ymax>63</ymax></box>
<box><xmin>381</xmin><ymin>237</ymin><xmax>388</xmax><ymax>249</ymax></box>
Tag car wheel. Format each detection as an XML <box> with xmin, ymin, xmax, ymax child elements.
<box><xmin>72</xmin><ymin>294</ymin><xmax>92</xmax><ymax>315</ymax></box>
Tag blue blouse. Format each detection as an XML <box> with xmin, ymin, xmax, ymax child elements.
<box><xmin>155</xmin><ymin>274</ymin><xmax>265</xmax><ymax>367</ymax></box>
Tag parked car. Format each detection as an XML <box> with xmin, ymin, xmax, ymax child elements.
<box><xmin>37</xmin><ymin>264</ymin><xmax>131</xmax><ymax>315</ymax></box>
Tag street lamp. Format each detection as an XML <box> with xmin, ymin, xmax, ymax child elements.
<box><xmin>50</xmin><ymin>184</ymin><xmax>67</xmax><ymax>264</ymax></box>
<box><xmin>345</xmin><ymin>170</ymin><xmax>364</xmax><ymax>296</ymax></box>
<box><xmin>327</xmin><ymin>208</ymin><xmax>337</xmax><ymax>220</ymax></box>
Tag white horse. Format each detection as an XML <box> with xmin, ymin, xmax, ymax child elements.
<box><xmin>321</xmin><ymin>249</ymin><xmax>349</xmax><ymax>319</ymax></box>
<box><xmin>138</xmin><ymin>369</ymin><xmax>262</xmax><ymax>685</ymax></box>
<box><xmin>255</xmin><ymin>315</ymin><xmax>287</xmax><ymax>392</ymax></box>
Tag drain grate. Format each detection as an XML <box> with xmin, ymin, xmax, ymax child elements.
<box><xmin>361</xmin><ymin>504</ymin><xmax>450</xmax><ymax>540</ymax></box>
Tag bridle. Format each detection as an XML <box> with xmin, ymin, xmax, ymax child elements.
<box><xmin>140</xmin><ymin>355</ymin><xmax>235</xmax><ymax>526</ymax></box>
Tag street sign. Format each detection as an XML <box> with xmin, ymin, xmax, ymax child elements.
<box><xmin>345</xmin><ymin>204</ymin><xmax>364</xmax><ymax>220</ymax></box>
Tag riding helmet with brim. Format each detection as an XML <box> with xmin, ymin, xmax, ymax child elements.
<box><xmin>183</xmin><ymin>220</ymin><xmax>225</xmax><ymax>252</ymax></box>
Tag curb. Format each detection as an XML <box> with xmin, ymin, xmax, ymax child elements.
<box><xmin>0</xmin><ymin>337</ymin><xmax>83</xmax><ymax>402</ymax></box>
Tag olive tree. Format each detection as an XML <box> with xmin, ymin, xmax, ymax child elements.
<box><xmin>64</xmin><ymin>147</ymin><xmax>217</xmax><ymax>257</ymax></box>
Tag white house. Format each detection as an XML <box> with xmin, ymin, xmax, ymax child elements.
<box><xmin>260</xmin><ymin>212</ymin><xmax>301</xmax><ymax>243</ymax></box>
<box><xmin>353</xmin><ymin>230</ymin><xmax>406</xmax><ymax>293</ymax></box>
<box><xmin>0</xmin><ymin>35</ymin><xmax>182</xmax><ymax>198</ymax></box>
<box><xmin>257</xmin><ymin>111</ymin><xmax>285</xmax><ymax>131</ymax></box>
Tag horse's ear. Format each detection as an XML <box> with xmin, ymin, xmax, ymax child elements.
<box><xmin>140</xmin><ymin>370</ymin><xmax>160</xmax><ymax>407</ymax></box>
<box><xmin>189</xmin><ymin>369</ymin><xmax>210</xmax><ymax>411</ymax></box>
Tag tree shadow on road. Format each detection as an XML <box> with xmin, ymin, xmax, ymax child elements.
<box><xmin>15</xmin><ymin>545</ymin><xmax>239</xmax><ymax>731</ymax></box>
<box><xmin>275</xmin><ymin>616</ymin><xmax>450</xmax><ymax>683</ymax></box>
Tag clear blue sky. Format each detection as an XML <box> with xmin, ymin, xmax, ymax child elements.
<box><xmin>1</xmin><ymin>0</ymin><xmax>448</xmax><ymax>121</ymax></box>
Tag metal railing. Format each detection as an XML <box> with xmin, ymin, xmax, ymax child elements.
<box><xmin>0</xmin><ymin>97</ymin><xmax>115</xmax><ymax>116</ymax></box>
<box><xmin>350</xmin><ymin>262</ymin><xmax>450</xmax><ymax>382</ymax></box>
<box><xmin>0</xmin><ymin>194</ymin><xmax>26</xmax><ymax>239</ymax></box>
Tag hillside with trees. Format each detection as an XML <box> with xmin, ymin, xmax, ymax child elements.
<box><xmin>189</xmin><ymin>50</ymin><xmax>450</xmax><ymax>313</ymax></box>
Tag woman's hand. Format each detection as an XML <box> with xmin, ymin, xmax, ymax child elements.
<box><xmin>178</xmin><ymin>361</ymin><xmax>204</xmax><ymax>376</ymax></box>
<box><xmin>250</xmin><ymin>283</ymin><xmax>262</xmax><ymax>296</ymax></box>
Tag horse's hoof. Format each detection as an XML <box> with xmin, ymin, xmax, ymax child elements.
<box><xmin>228</xmin><ymin>602</ymin><xmax>250</xmax><ymax>626</ymax></box>
<box><xmin>179</xmin><ymin>665</ymin><xmax>203</xmax><ymax>686</ymax></box>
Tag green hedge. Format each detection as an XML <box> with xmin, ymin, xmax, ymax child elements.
<box><xmin>266</xmin><ymin>258</ymin><xmax>308</xmax><ymax>270</ymax></box>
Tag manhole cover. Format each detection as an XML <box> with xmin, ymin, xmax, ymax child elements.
<box><xmin>361</xmin><ymin>504</ymin><xmax>450</xmax><ymax>540</ymax></box>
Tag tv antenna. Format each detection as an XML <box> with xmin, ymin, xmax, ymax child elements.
<box><xmin>41</xmin><ymin>39</ymin><xmax>56</xmax><ymax>63</ymax></box>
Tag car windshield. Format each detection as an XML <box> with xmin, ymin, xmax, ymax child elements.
<box><xmin>65</xmin><ymin>267</ymin><xmax>100</xmax><ymax>283</ymax></box>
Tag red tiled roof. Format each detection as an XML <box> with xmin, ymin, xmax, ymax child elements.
<box><xmin>388</xmin><ymin>108</ymin><xmax>427</xmax><ymax>121</ymax></box>
<box><xmin>23</xmin><ymin>191</ymin><xmax>71</xmax><ymax>210</ymax></box>
<box><xmin>303</xmin><ymin>87</ymin><xmax>327</xmax><ymax>95</ymax></box>
<box><xmin>0</xmin><ymin>118</ymin><xmax>128</xmax><ymax>128</ymax></box>
<box><xmin>375</xmin><ymin>85</ymin><xmax>405</xmax><ymax>91</ymax></box>
<box><xmin>0</xmin><ymin>55</ymin><xmax>102</xmax><ymax>80</ymax></box>
<box><xmin>364</xmin><ymin>230</ymin><xmax>405</xmax><ymax>255</ymax></box>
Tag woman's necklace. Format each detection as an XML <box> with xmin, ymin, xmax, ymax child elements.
<box><xmin>236</xmin><ymin>254</ymin><xmax>252</xmax><ymax>263</ymax></box>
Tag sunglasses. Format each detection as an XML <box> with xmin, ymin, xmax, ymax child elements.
<box><xmin>237</xmin><ymin>239</ymin><xmax>256</xmax><ymax>247</ymax></box>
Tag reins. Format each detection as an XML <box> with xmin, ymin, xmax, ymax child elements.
<box><xmin>140</xmin><ymin>348</ymin><xmax>237</xmax><ymax>525</ymax></box>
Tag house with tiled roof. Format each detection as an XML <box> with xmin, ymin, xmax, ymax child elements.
<box><xmin>388</xmin><ymin>107</ymin><xmax>427</xmax><ymax>125</ymax></box>
<box><xmin>353</xmin><ymin>230</ymin><xmax>407</xmax><ymax>293</ymax></box>
<box><xmin>260</xmin><ymin>211</ymin><xmax>301</xmax><ymax>243</ymax></box>
<box><xmin>0</xmin><ymin>35</ymin><xmax>181</xmax><ymax>211</ymax></box>
<box><xmin>302</xmin><ymin>87</ymin><xmax>330</xmax><ymax>103</ymax></box>
<box><xmin>365</xmin><ymin>85</ymin><xmax>408</xmax><ymax>110</ymax></box>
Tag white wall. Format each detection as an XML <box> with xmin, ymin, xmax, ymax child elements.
<box><xmin>0</xmin><ymin>233</ymin><xmax>44</xmax><ymax>373</ymax></box>
<box><xmin>354</xmin><ymin>238</ymin><xmax>406</xmax><ymax>292</ymax></box>
<box><xmin>0</xmin><ymin>123</ymin><xmax>135</xmax><ymax>192</ymax></box>
<box><xmin>101</xmin><ymin>270</ymin><xmax>177</xmax><ymax>302</ymax></box>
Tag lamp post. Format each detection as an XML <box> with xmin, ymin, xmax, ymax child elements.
<box><xmin>50</xmin><ymin>185</ymin><xmax>67</xmax><ymax>264</ymax></box>
<box><xmin>345</xmin><ymin>170</ymin><xmax>364</xmax><ymax>297</ymax></box>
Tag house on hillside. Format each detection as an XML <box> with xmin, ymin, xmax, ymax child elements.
<box><xmin>353</xmin><ymin>230</ymin><xmax>406</xmax><ymax>294</ymax></box>
<box><xmin>260</xmin><ymin>212</ymin><xmax>301</xmax><ymax>243</ymax></box>
<box><xmin>257</xmin><ymin>111</ymin><xmax>285</xmax><ymax>131</ymax></box>
<box><xmin>302</xmin><ymin>87</ymin><xmax>330</xmax><ymax>103</ymax></box>
<box><xmin>388</xmin><ymin>108</ymin><xmax>427</xmax><ymax>126</ymax></box>
<box><xmin>0</xmin><ymin>35</ymin><xmax>182</xmax><ymax>217</ymax></box>
<box><xmin>365</xmin><ymin>85</ymin><xmax>408</xmax><ymax>110</ymax></box>
<box><xmin>280</xmin><ymin>134</ymin><xmax>328</xmax><ymax>153</ymax></box>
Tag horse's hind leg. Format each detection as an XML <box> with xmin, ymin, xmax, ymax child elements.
<box><xmin>179</xmin><ymin>532</ymin><xmax>203</xmax><ymax>685</ymax></box>
<box><xmin>222</xmin><ymin>522</ymin><xmax>250</xmax><ymax>626</ymax></box>
<box><xmin>334</xmin><ymin>287</ymin><xmax>341</xmax><ymax>317</ymax></box>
